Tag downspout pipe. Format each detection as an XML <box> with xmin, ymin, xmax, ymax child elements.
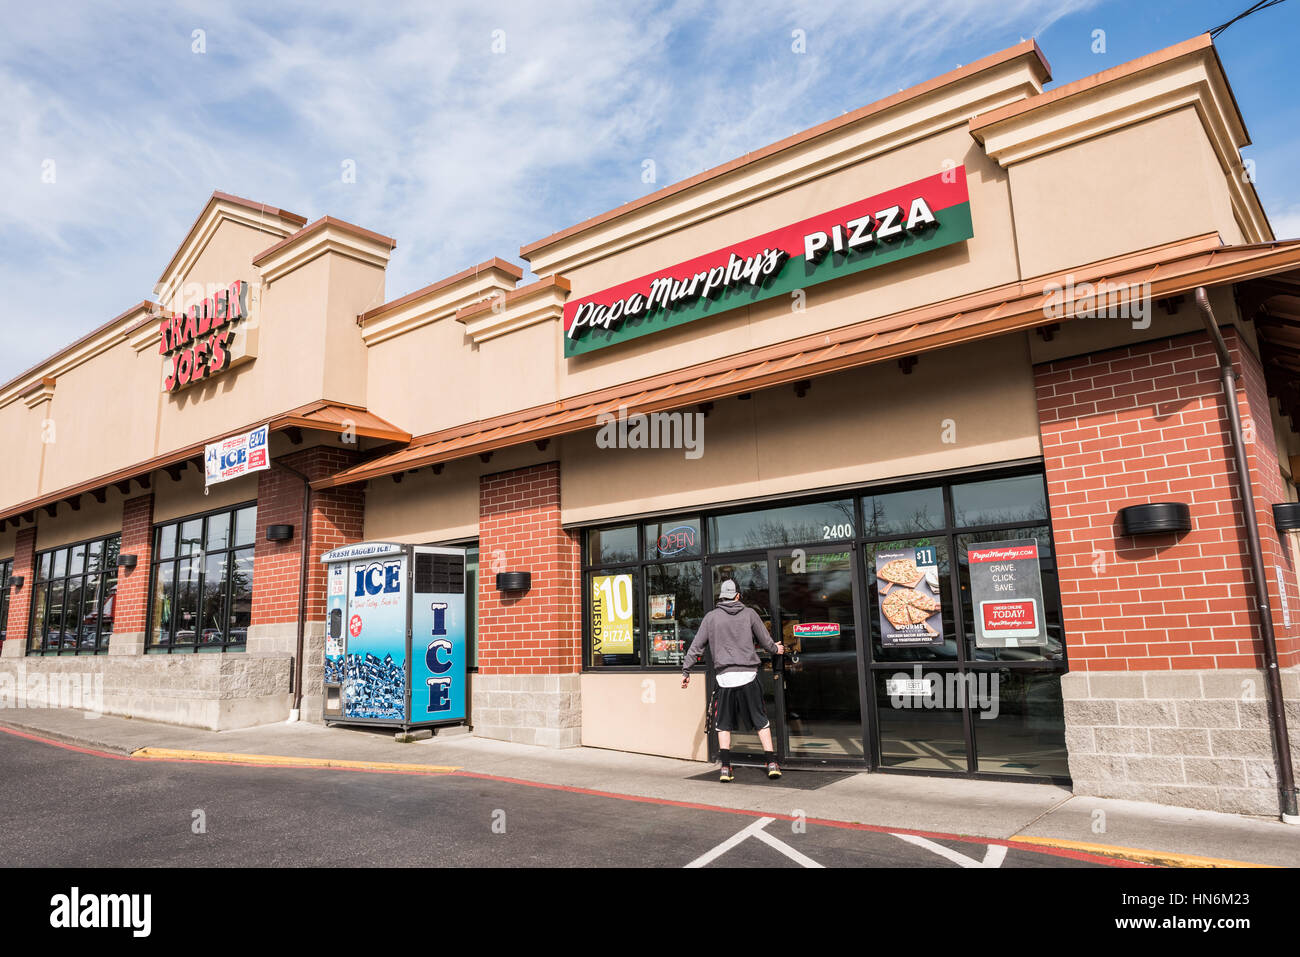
<box><xmin>275</xmin><ymin>462</ymin><xmax>312</xmax><ymax>723</ymax></box>
<box><xmin>1195</xmin><ymin>286</ymin><xmax>1298</xmax><ymax>821</ymax></box>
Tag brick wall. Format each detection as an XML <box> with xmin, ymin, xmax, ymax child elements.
<box><xmin>2</xmin><ymin>526</ymin><xmax>37</xmax><ymax>648</ymax></box>
<box><xmin>477</xmin><ymin>462</ymin><xmax>581</xmax><ymax>675</ymax></box>
<box><xmin>1036</xmin><ymin>327</ymin><xmax>1299</xmax><ymax>671</ymax></box>
<box><xmin>113</xmin><ymin>494</ymin><xmax>154</xmax><ymax>634</ymax></box>
<box><xmin>252</xmin><ymin>446</ymin><xmax>364</xmax><ymax>626</ymax></box>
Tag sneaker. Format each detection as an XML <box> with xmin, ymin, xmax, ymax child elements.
<box><xmin>766</xmin><ymin>761</ymin><xmax>782</xmax><ymax>779</ymax></box>
<box><xmin>719</xmin><ymin>765</ymin><xmax>734</xmax><ymax>783</ymax></box>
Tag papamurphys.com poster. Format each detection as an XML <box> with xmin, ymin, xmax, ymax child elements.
<box><xmin>968</xmin><ymin>539</ymin><xmax>1045</xmax><ymax>648</ymax></box>
<box><xmin>341</xmin><ymin>555</ymin><xmax>408</xmax><ymax>720</ymax></box>
<box><xmin>875</xmin><ymin>546</ymin><xmax>944</xmax><ymax>647</ymax></box>
<box><xmin>590</xmin><ymin>573</ymin><xmax>635</xmax><ymax>656</ymax></box>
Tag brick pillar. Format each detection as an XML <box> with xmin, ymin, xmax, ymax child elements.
<box><xmin>1036</xmin><ymin>327</ymin><xmax>1300</xmax><ymax>815</ymax></box>
<box><xmin>1</xmin><ymin>526</ymin><xmax>37</xmax><ymax>658</ymax></box>
<box><xmin>108</xmin><ymin>494</ymin><xmax>154</xmax><ymax>655</ymax></box>
<box><xmin>473</xmin><ymin>462</ymin><xmax>582</xmax><ymax>747</ymax></box>
<box><xmin>248</xmin><ymin>445</ymin><xmax>364</xmax><ymax>720</ymax></box>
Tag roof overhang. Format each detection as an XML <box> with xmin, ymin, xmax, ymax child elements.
<box><xmin>0</xmin><ymin>401</ymin><xmax>409</xmax><ymax>529</ymax></box>
<box><xmin>313</xmin><ymin>233</ymin><xmax>1300</xmax><ymax>491</ymax></box>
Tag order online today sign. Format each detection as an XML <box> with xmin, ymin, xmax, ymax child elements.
<box><xmin>561</xmin><ymin>167</ymin><xmax>974</xmax><ymax>357</ymax></box>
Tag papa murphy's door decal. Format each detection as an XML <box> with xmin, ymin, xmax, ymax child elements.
<box><xmin>341</xmin><ymin>555</ymin><xmax>407</xmax><ymax>720</ymax></box>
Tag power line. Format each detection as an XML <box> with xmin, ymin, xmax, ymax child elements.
<box><xmin>1210</xmin><ymin>0</ymin><xmax>1289</xmax><ymax>39</ymax></box>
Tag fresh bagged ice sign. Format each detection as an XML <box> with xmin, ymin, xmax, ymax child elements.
<box><xmin>342</xmin><ymin>651</ymin><xmax>405</xmax><ymax>719</ymax></box>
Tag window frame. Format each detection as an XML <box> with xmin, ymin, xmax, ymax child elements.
<box><xmin>26</xmin><ymin>533</ymin><xmax>121</xmax><ymax>656</ymax></box>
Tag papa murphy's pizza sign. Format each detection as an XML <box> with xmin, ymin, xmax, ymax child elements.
<box><xmin>968</xmin><ymin>539</ymin><xmax>1046</xmax><ymax>648</ymax></box>
<box><xmin>562</xmin><ymin>167</ymin><xmax>973</xmax><ymax>357</ymax></box>
<box><xmin>157</xmin><ymin>280</ymin><xmax>254</xmax><ymax>392</ymax></box>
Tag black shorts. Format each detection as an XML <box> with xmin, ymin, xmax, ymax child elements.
<box><xmin>714</xmin><ymin>677</ymin><xmax>769</xmax><ymax>732</ymax></box>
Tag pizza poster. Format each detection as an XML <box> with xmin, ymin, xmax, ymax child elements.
<box><xmin>875</xmin><ymin>547</ymin><xmax>944</xmax><ymax>647</ymax></box>
<box><xmin>591</xmin><ymin>573</ymin><xmax>636</xmax><ymax>656</ymax></box>
<box><xmin>968</xmin><ymin>539</ymin><xmax>1045</xmax><ymax>648</ymax></box>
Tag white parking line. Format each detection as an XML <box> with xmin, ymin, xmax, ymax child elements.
<box><xmin>892</xmin><ymin>833</ymin><xmax>1007</xmax><ymax>868</ymax></box>
<box><xmin>685</xmin><ymin>816</ymin><xmax>824</xmax><ymax>868</ymax></box>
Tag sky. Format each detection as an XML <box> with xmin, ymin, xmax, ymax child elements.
<box><xmin>2</xmin><ymin>0</ymin><xmax>1298</xmax><ymax>383</ymax></box>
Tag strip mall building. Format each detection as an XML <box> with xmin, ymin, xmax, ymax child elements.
<box><xmin>3</xmin><ymin>34</ymin><xmax>1299</xmax><ymax>818</ymax></box>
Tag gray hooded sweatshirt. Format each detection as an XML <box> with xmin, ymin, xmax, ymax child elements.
<box><xmin>681</xmin><ymin>600</ymin><xmax>778</xmax><ymax>677</ymax></box>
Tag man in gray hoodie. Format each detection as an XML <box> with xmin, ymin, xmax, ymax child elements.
<box><xmin>681</xmin><ymin>579</ymin><xmax>784</xmax><ymax>781</ymax></box>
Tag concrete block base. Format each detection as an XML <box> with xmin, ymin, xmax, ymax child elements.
<box><xmin>1062</xmin><ymin>667</ymin><xmax>1300</xmax><ymax>817</ymax></box>
<box><xmin>471</xmin><ymin>673</ymin><xmax>581</xmax><ymax>748</ymax></box>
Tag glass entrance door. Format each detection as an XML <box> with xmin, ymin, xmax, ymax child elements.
<box><xmin>705</xmin><ymin>547</ymin><xmax>864</xmax><ymax>764</ymax></box>
<box><xmin>773</xmin><ymin>547</ymin><xmax>863</xmax><ymax>759</ymax></box>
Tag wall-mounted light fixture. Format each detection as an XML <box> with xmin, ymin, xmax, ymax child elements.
<box><xmin>266</xmin><ymin>524</ymin><xmax>294</xmax><ymax>542</ymax></box>
<box><xmin>1272</xmin><ymin>503</ymin><xmax>1300</xmax><ymax>533</ymax></box>
<box><xmin>1118</xmin><ymin>502</ymin><xmax>1192</xmax><ymax>536</ymax></box>
<box><xmin>117</xmin><ymin>554</ymin><xmax>138</xmax><ymax>570</ymax></box>
<box><xmin>496</xmin><ymin>571</ymin><xmax>531</xmax><ymax>593</ymax></box>
<box><xmin>8</xmin><ymin>575</ymin><xmax>23</xmax><ymax>590</ymax></box>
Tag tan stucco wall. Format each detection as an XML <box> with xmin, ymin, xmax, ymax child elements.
<box><xmin>0</xmin><ymin>399</ymin><xmax>50</xmax><ymax>506</ymax></box>
<box><xmin>1007</xmin><ymin>106</ymin><xmax>1244</xmax><ymax>278</ymax></box>
<box><xmin>34</xmin><ymin>490</ymin><xmax>128</xmax><ymax>551</ymax></box>
<box><xmin>559</xmin><ymin>334</ymin><xmax>1042</xmax><ymax>525</ymax></box>
<box><xmin>152</xmin><ymin>467</ymin><xmax>259</xmax><ymax>524</ymax></box>
<box><xmin>581</xmin><ymin>672</ymin><xmax>709</xmax><ymax>760</ymax></box>
<box><xmin>362</xmin><ymin>443</ymin><xmax>552</xmax><ymax>544</ymax></box>
<box><xmin>364</xmin><ymin>310</ymin><xmax>480</xmax><ymax>436</ymax></box>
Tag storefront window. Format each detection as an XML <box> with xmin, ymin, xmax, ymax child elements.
<box><xmin>645</xmin><ymin>561</ymin><xmax>703</xmax><ymax>667</ymax></box>
<box><xmin>873</xmin><ymin>670</ymin><xmax>968</xmax><ymax>771</ymax></box>
<box><xmin>956</xmin><ymin>526</ymin><xmax>1063</xmax><ymax>663</ymax></box>
<box><xmin>148</xmin><ymin>503</ymin><xmax>254</xmax><ymax>652</ymax></box>
<box><xmin>27</xmin><ymin>534</ymin><xmax>119</xmax><ymax>655</ymax></box>
<box><xmin>861</xmin><ymin>486</ymin><xmax>945</xmax><ymax>537</ymax></box>
<box><xmin>950</xmin><ymin>474</ymin><xmax>1048</xmax><ymax>527</ymax></box>
<box><xmin>971</xmin><ymin>670</ymin><xmax>1069</xmax><ymax>777</ymax></box>
<box><xmin>865</xmin><ymin>538</ymin><xmax>957</xmax><ymax>663</ymax></box>
<box><xmin>642</xmin><ymin>517</ymin><xmax>701</xmax><ymax>560</ymax></box>
<box><xmin>707</xmin><ymin>498</ymin><xmax>854</xmax><ymax>553</ymax></box>
<box><xmin>585</xmin><ymin>568</ymin><xmax>641</xmax><ymax>666</ymax></box>
<box><xmin>587</xmin><ymin>525</ymin><xmax>637</xmax><ymax>565</ymax></box>
<box><xmin>0</xmin><ymin>559</ymin><xmax>11</xmax><ymax>642</ymax></box>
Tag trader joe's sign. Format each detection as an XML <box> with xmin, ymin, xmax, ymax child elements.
<box><xmin>562</xmin><ymin>167</ymin><xmax>973</xmax><ymax>356</ymax></box>
<box><xmin>158</xmin><ymin>279</ymin><xmax>253</xmax><ymax>391</ymax></box>
<box><xmin>968</xmin><ymin>539</ymin><xmax>1045</xmax><ymax>648</ymax></box>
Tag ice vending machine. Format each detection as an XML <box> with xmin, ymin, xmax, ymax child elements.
<box><xmin>320</xmin><ymin>541</ymin><xmax>468</xmax><ymax>730</ymax></box>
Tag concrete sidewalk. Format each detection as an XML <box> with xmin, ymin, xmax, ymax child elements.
<box><xmin>3</xmin><ymin>707</ymin><xmax>1298</xmax><ymax>867</ymax></box>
